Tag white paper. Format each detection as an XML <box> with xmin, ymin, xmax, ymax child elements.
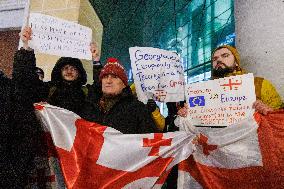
<box><xmin>28</xmin><ymin>13</ymin><xmax>92</xmax><ymax>60</ymax></box>
<box><xmin>185</xmin><ymin>73</ymin><xmax>256</xmax><ymax>127</ymax></box>
<box><xmin>129</xmin><ymin>47</ymin><xmax>185</xmax><ymax>104</ymax></box>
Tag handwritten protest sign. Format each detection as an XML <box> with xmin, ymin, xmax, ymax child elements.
<box><xmin>129</xmin><ymin>47</ymin><xmax>185</xmax><ymax>104</ymax></box>
<box><xmin>27</xmin><ymin>13</ymin><xmax>92</xmax><ymax>60</ymax></box>
<box><xmin>185</xmin><ymin>73</ymin><xmax>256</xmax><ymax>127</ymax></box>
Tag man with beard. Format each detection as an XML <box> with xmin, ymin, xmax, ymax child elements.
<box><xmin>211</xmin><ymin>45</ymin><xmax>283</xmax><ymax>114</ymax></box>
<box><xmin>82</xmin><ymin>58</ymin><xmax>157</xmax><ymax>134</ymax></box>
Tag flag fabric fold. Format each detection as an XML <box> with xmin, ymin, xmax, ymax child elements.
<box><xmin>34</xmin><ymin>104</ymin><xmax>284</xmax><ymax>189</ymax></box>
<box><xmin>178</xmin><ymin>110</ymin><xmax>284</xmax><ymax>189</ymax></box>
<box><xmin>35</xmin><ymin>104</ymin><xmax>196</xmax><ymax>189</ymax></box>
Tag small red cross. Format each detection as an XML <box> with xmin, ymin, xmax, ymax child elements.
<box><xmin>220</xmin><ymin>78</ymin><xmax>242</xmax><ymax>90</ymax></box>
<box><xmin>143</xmin><ymin>133</ymin><xmax>172</xmax><ymax>156</ymax></box>
<box><xmin>197</xmin><ymin>134</ymin><xmax>217</xmax><ymax>156</ymax></box>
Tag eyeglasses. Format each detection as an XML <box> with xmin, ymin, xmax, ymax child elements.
<box><xmin>61</xmin><ymin>65</ymin><xmax>78</xmax><ymax>72</ymax></box>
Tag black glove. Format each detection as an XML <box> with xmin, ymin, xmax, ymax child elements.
<box><xmin>147</xmin><ymin>99</ymin><xmax>157</xmax><ymax>112</ymax></box>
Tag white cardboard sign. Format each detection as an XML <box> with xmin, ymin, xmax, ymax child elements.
<box><xmin>185</xmin><ymin>73</ymin><xmax>256</xmax><ymax>127</ymax></box>
<box><xmin>28</xmin><ymin>13</ymin><xmax>92</xmax><ymax>60</ymax></box>
<box><xmin>129</xmin><ymin>47</ymin><xmax>185</xmax><ymax>104</ymax></box>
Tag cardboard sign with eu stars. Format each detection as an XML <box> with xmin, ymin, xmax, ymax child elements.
<box><xmin>185</xmin><ymin>74</ymin><xmax>256</xmax><ymax>127</ymax></box>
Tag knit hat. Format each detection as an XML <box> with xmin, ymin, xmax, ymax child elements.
<box><xmin>212</xmin><ymin>45</ymin><xmax>240</xmax><ymax>67</ymax></box>
<box><xmin>99</xmin><ymin>57</ymin><xmax>128</xmax><ymax>86</ymax></box>
<box><xmin>212</xmin><ymin>45</ymin><xmax>246</xmax><ymax>78</ymax></box>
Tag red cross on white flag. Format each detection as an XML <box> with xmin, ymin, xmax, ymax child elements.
<box><xmin>178</xmin><ymin>111</ymin><xmax>284</xmax><ymax>188</ymax></box>
<box><xmin>35</xmin><ymin>104</ymin><xmax>196</xmax><ymax>188</ymax></box>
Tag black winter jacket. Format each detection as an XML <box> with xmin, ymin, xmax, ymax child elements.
<box><xmin>14</xmin><ymin>49</ymin><xmax>87</xmax><ymax>116</ymax></box>
<box><xmin>0</xmin><ymin>52</ymin><xmax>48</xmax><ymax>188</ymax></box>
<box><xmin>81</xmin><ymin>86</ymin><xmax>157</xmax><ymax>134</ymax></box>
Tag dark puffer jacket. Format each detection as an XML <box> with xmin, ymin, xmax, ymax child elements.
<box><xmin>81</xmin><ymin>86</ymin><xmax>157</xmax><ymax>134</ymax></box>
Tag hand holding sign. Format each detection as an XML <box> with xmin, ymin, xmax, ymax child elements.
<box><xmin>252</xmin><ymin>99</ymin><xmax>273</xmax><ymax>115</ymax></box>
<box><xmin>177</xmin><ymin>104</ymin><xmax>189</xmax><ymax>117</ymax></box>
<box><xmin>19</xmin><ymin>26</ymin><xmax>32</xmax><ymax>49</ymax></box>
<box><xmin>90</xmin><ymin>42</ymin><xmax>100</xmax><ymax>61</ymax></box>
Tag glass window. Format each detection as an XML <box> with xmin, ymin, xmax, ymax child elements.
<box><xmin>143</xmin><ymin>0</ymin><xmax>235</xmax><ymax>116</ymax></box>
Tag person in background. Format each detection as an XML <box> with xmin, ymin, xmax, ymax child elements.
<box><xmin>130</xmin><ymin>83</ymin><xmax>165</xmax><ymax>131</ymax></box>
<box><xmin>211</xmin><ymin>45</ymin><xmax>283</xmax><ymax>114</ymax></box>
<box><xmin>1</xmin><ymin>48</ymin><xmax>49</xmax><ymax>187</ymax></box>
<box><xmin>35</xmin><ymin>67</ymin><xmax>44</xmax><ymax>81</ymax></box>
<box><xmin>82</xmin><ymin>58</ymin><xmax>157</xmax><ymax>134</ymax></box>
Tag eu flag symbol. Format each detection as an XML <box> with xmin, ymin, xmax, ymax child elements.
<box><xmin>188</xmin><ymin>96</ymin><xmax>205</xmax><ymax>107</ymax></box>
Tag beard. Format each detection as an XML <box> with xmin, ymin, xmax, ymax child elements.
<box><xmin>212</xmin><ymin>63</ymin><xmax>236</xmax><ymax>78</ymax></box>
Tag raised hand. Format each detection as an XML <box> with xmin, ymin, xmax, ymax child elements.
<box><xmin>90</xmin><ymin>42</ymin><xmax>100</xmax><ymax>61</ymax></box>
<box><xmin>252</xmin><ymin>99</ymin><xmax>273</xmax><ymax>115</ymax></box>
<box><xmin>19</xmin><ymin>26</ymin><xmax>32</xmax><ymax>49</ymax></box>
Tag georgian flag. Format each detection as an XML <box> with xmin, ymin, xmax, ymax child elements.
<box><xmin>177</xmin><ymin>110</ymin><xmax>284</xmax><ymax>189</ymax></box>
<box><xmin>34</xmin><ymin>104</ymin><xmax>284</xmax><ymax>189</ymax></box>
<box><xmin>35</xmin><ymin>104</ymin><xmax>196</xmax><ymax>189</ymax></box>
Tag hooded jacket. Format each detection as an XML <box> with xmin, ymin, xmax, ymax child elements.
<box><xmin>13</xmin><ymin>49</ymin><xmax>88</xmax><ymax>116</ymax></box>
<box><xmin>48</xmin><ymin>57</ymin><xmax>88</xmax><ymax>115</ymax></box>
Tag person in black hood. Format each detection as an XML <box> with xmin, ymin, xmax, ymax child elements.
<box><xmin>17</xmin><ymin>26</ymin><xmax>89</xmax><ymax>116</ymax></box>
<box><xmin>48</xmin><ymin>56</ymin><xmax>88</xmax><ymax>115</ymax></box>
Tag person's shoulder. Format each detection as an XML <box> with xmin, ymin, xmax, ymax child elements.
<box><xmin>254</xmin><ymin>76</ymin><xmax>275</xmax><ymax>88</ymax></box>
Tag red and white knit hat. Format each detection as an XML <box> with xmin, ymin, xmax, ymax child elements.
<box><xmin>99</xmin><ymin>57</ymin><xmax>128</xmax><ymax>86</ymax></box>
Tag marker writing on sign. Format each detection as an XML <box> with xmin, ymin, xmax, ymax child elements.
<box><xmin>220</xmin><ymin>94</ymin><xmax>247</xmax><ymax>103</ymax></box>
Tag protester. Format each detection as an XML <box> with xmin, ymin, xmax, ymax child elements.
<box><xmin>0</xmin><ymin>70</ymin><xmax>16</xmax><ymax>187</ymax></box>
<box><xmin>211</xmin><ymin>45</ymin><xmax>283</xmax><ymax>114</ymax></box>
<box><xmin>178</xmin><ymin>45</ymin><xmax>283</xmax><ymax>117</ymax></box>
<box><xmin>82</xmin><ymin>58</ymin><xmax>157</xmax><ymax>134</ymax></box>
<box><xmin>130</xmin><ymin>83</ymin><xmax>165</xmax><ymax>131</ymax></box>
<box><xmin>18</xmin><ymin>26</ymin><xmax>91</xmax><ymax>116</ymax></box>
<box><xmin>0</xmin><ymin>61</ymin><xmax>48</xmax><ymax>187</ymax></box>
<box><xmin>47</xmin><ymin>56</ymin><xmax>88</xmax><ymax>115</ymax></box>
<box><xmin>35</xmin><ymin>66</ymin><xmax>44</xmax><ymax>81</ymax></box>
